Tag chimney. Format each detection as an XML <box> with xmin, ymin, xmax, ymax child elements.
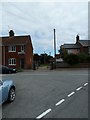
<box><xmin>76</xmin><ymin>34</ymin><xmax>79</xmax><ymax>43</ymax></box>
<box><xmin>9</xmin><ymin>30</ymin><xmax>14</xmax><ymax>37</ymax></box>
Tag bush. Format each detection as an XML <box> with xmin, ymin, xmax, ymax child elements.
<box><xmin>65</xmin><ymin>54</ymin><xmax>79</xmax><ymax>65</ymax></box>
<box><xmin>60</xmin><ymin>48</ymin><xmax>68</xmax><ymax>60</ymax></box>
<box><xmin>77</xmin><ymin>53</ymin><xmax>88</xmax><ymax>63</ymax></box>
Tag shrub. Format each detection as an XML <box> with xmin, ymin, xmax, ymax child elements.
<box><xmin>60</xmin><ymin>48</ymin><xmax>68</xmax><ymax>60</ymax></box>
<box><xmin>77</xmin><ymin>53</ymin><xmax>88</xmax><ymax>63</ymax></box>
<box><xmin>65</xmin><ymin>54</ymin><xmax>79</xmax><ymax>65</ymax></box>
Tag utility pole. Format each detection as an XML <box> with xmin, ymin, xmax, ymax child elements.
<box><xmin>54</xmin><ymin>28</ymin><xmax>56</xmax><ymax>68</ymax></box>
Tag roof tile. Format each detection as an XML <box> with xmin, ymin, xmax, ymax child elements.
<box><xmin>0</xmin><ymin>35</ymin><xmax>31</xmax><ymax>46</ymax></box>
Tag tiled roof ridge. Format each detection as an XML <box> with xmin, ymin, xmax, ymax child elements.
<box><xmin>0</xmin><ymin>35</ymin><xmax>30</xmax><ymax>38</ymax></box>
<box><xmin>0</xmin><ymin>35</ymin><xmax>31</xmax><ymax>46</ymax></box>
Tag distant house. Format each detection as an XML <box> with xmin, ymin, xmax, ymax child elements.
<box><xmin>60</xmin><ymin>35</ymin><xmax>90</xmax><ymax>55</ymax></box>
<box><xmin>55</xmin><ymin>54</ymin><xmax>63</xmax><ymax>62</ymax></box>
<box><xmin>60</xmin><ymin>44</ymin><xmax>80</xmax><ymax>54</ymax></box>
<box><xmin>0</xmin><ymin>30</ymin><xmax>33</xmax><ymax>69</ymax></box>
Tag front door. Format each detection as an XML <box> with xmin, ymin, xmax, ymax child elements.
<box><xmin>20</xmin><ymin>59</ymin><xmax>24</xmax><ymax>69</ymax></box>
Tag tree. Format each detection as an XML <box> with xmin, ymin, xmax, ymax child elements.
<box><xmin>33</xmin><ymin>54</ymin><xmax>40</xmax><ymax>62</ymax></box>
<box><xmin>60</xmin><ymin>48</ymin><xmax>68</xmax><ymax>60</ymax></box>
<box><xmin>77</xmin><ymin>53</ymin><xmax>88</xmax><ymax>63</ymax></box>
<box><xmin>33</xmin><ymin>53</ymin><xmax>53</xmax><ymax>65</ymax></box>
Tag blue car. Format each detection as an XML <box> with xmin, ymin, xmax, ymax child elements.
<box><xmin>0</xmin><ymin>79</ymin><xmax>16</xmax><ymax>104</ymax></box>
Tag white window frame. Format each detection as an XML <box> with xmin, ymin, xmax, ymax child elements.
<box><xmin>21</xmin><ymin>45</ymin><xmax>24</xmax><ymax>52</ymax></box>
<box><xmin>8</xmin><ymin>46</ymin><xmax>16</xmax><ymax>52</ymax></box>
<box><xmin>68</xmin><ymin>49</ymin><xmax>72</xmax><ymax>54</ymax></box>
<box><xmin>8</xmin><ymin>58</ymin><xmax>16</xmax><ymax>65</ymax></box>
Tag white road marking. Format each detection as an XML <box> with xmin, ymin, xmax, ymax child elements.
<box><xmin>36</xmin><ymin>109</ymin><xmax>52</xmax><ymax>119</ymax></box>
<box><xmin>55</xmin><ymin>99</ymin><xmax>65</xmax><ymax>106</ymax></box>
<box><xmin>19</xmin><ymin>74</ymin><xmax>48</xmax><ymax>76</ymax></box>
<box><xmin>84</xmin><ymin>83</ymin><xmax>88</xmax><ymax>86</ymax></box>
<box><xmin>67</xmin><ymin>92</ymin><xmax>75</xmax><ymax>97</ymax></box>
<box><xmin>76</xmin><ymin>87</ymin><xmax>82</xmax><ymax>91</ymax></box>
<box><xmin>36</xmin><ymin>82</ymin><xmax>88</xmax><ymax>119</ymax></box>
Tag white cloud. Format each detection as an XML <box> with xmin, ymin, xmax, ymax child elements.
<box><xmin>1</xmin><ymin>0</ymin><xmax>89</xmax><ymax>3</ymax></box>
<box><xmin>0</xmin><ymin>2</ymin><xmax>88</xmax><ymax>56</ymax></box>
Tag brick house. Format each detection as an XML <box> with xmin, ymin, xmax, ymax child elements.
<box><xmin>0</xmin><ymin>30</ymin><xmax>33</xmax><ymax>69</ymax></box>
<box><xmin>60</xmin><ymin>35</ymin><xmax>90</xmax><ymax>55</ymax></box>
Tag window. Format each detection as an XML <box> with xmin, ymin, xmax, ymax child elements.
<box><xmin>9</xmin><ymin>58</ymin><xmax>16</xmax><ymax>65</ymax></box>
<box><xmin>21</xmin><ymin>45</ymin><xmax>24</xmax><ymax>52</ymax></box>
<box><xmin>68</xmin><ymin>49</ymin><xmax>72</xmax><ymax>54</ymax></box>
<box><xmin>8</xmin><ymin>46</ymin><xmax>16</xmax><ymax>52</ymax></box>
<box><xmin>89</xmin><ymin>47</ymin><xmax>90</xmax><ymax>54</ymax></box>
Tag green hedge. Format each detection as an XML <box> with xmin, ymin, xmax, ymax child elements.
<box><xmin>77</xmin><ymin>53</ymin><xmax>88</xmax><ymax>63</ymax></box>
<box><xmin>65</xmin><ymin>54</ymin><xmax>79</xmax><ymax>65</ymax></box>
<box><xmin>64</xmin><ymin>53</ymin><xmax>90</xmax><ymax>65</ymax></box>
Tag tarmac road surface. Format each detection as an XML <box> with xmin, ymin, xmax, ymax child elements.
<box><xmin>2</xmin><ymin>68</ymin><xmax>88</xmax><ymax>118</ymax></box>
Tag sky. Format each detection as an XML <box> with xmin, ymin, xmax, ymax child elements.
<box><xmin>0</xmin><ymin>1</ymin><xmax>88</xmax><ymax>56</ymax></box>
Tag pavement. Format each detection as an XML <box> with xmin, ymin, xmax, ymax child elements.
<box><xmin>2</xmin><ymin>68</ymin><xmax>88</xmax><ymax>118</ymax></box>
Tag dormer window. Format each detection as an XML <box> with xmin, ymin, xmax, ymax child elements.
<box><xmin>21</xmin><ymin>45</ymin><xmax>24</xmax><ymax>52</ymax></box>
<box><xmin>8</xmin><ymin>46</ymin><xmax>16</xmax><ymax>52</ymax></box>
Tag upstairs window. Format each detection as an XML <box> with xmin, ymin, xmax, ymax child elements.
<box><xmin>68</xmin><ymin>49</ymin><xmax>72</xmax><ymax>54</ymax></box>
<box><xmin>8</xmin><ymin>46</ymin><xmax>16</xmax><ymax>52</ymax></box>
<box><xmin>21</xmin><ymin>45</ymin><xmax>24</xmax><ymax>52</ymax></box>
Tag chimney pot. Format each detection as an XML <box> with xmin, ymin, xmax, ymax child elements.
<box><xmin>76</xmin><ymin>34</ymin><xmax>79</xmax><ymax>43</ymax></box>
<box><xmin>9</xmin><ymin>30</ymin><xmax>14</xmax><ymax>37</ymax></box>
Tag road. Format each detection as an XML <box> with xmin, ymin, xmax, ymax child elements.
<box><xmin>2</xmin><ymin>68</ymin><xmax>88</xmax><ymax>118</ymax></box>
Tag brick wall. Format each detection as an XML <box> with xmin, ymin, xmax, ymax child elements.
<box><xmin>77</xmin><ymin>42</ymin><xmax>89</xmax><ymax>54</ymax></box>
<box><xmin>1</xmin><ymin>38</ymin><xmax>33</xmax><ymax>69</ymax></box>
<box><xmin>25</xmin><ymin>38</ymin><xmax>33</xmax><ymax>69</ymax></box>
<box><xmin>72</xmin><ymin>49</ymin><xmax>80</xmax><ymax>54</ymax></box>
<box><xmin>5</xmin><ymin>46</ymin><xmax>25</xmax><ymax>69</ymax></box>
<box><xmin>56</xmin><ymin>62</ymin><xmax>89</xmax><ymax>68</ymax></box>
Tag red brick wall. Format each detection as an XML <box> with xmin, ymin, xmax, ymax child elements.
<box><xmin>67</xmin><ymin>48</ymin><xmax>80</xmax><ymax>54</ymax></box>
<box><xmin>24</xmin><ymin>38</ymin><xmax>33</xmax><ymax>69</ymax></box>
<box><xmin>72</xmin><ymin>49</ymin><xmax>80</xmax><ymax>54</ymax></box>
<box><xmin>82</xmin><ymin>47</ymin><xmax>89</xmax><ymax>54</ymax></box>
<box><xmin>1</xmin><ymin>46</ymin><xmax>24</xmax><ymax>69</ymax></box>
<box><xmin>77</xmin><ymin>42</ymin><xmax>89</xmax><ymax>54</ymax></box>
<box><xmin>1</xmin><ymin>38</ymin><xmax>33</xmax><ymax>69</ymax></box>
<box><xmin>5</xmin><ymin>46</ymin><xmax>25</xmax><ymax>69</ymax></box>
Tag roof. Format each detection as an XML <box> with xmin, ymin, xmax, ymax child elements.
<box><xmin>61</xmin><ymin>44</ymin><xmax>80</xmax><ymax>49</ymax></box>
<box><xmin>79</xmin><ymin>40</ymin><xmax>90</xmax><ymax>47</ymax></box>
<box><xmin>0</xmin><ymin>35</ymin><xmax>31</xmax><ymax>46</ymax></box>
